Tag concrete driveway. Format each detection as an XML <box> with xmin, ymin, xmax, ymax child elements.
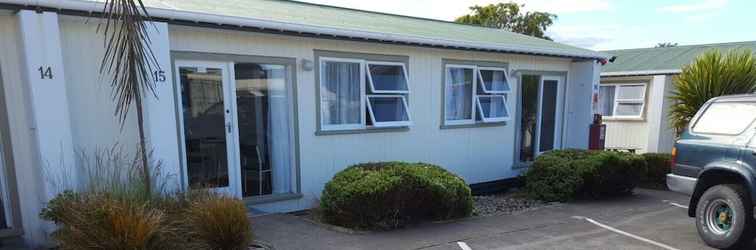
<box><xmin>252</xmin><ymin>189</ymin><xmax>753</xmax><ymax>249</ymax></box>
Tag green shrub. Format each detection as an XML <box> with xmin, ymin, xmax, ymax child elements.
<box><xmin>525</xmin><ymin>149</ymin><xmax>648</xmax><ymax>202</ymax></box>
<box><xmin>320</xmin><ymin>162</ymin><xmax>473</xmax><ymax>230</ymax></box>
<box><xmin>642</xmin><ymin>153</ymin><xmax>672</xmax><ymax>184</ymax></box>
<box><xmin>524</xmin><ymin>153</ymin><xmax>583</xmax><ymax>202</ymax></box>
<box><xmin>580</xmin><ymin>151</ymin><xmax>648</xmax><ymax>197</ymax></box>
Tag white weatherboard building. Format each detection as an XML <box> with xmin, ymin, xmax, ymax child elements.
<box><xmin>0</xmin><ymin>0</ymin><xmax>606</xmax><ymax>245</ymax></box>
<box><xmin>600</xmin><ymin>41</ymin><xmax>756</xmax><ymax>153</ymax></box>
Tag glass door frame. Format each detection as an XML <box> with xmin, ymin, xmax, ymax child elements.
<box><xmin>515</xmin><ymin>73</ymin><xmax>567</xmax><ymax>165</ymax></box>
<box><xmin>534</xmin><ymin>75</ymin><xmax>565</xmax><ymax>155</ymax></box>
<box><xmin>174</xmin><ymin>60</ymin><xmax>242</xmax><ymax>197</ymax></box>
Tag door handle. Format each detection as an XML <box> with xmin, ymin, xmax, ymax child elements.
<box><xmin>226</xmin><ymin>122</ymin><xmax>232</xmax><ymax>134</ymax></box>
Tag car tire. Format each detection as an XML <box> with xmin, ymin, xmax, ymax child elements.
<box><xmin>696</xmin><ymin>184</ymin><xmax>755</xmax><ymax>249</ymax></box>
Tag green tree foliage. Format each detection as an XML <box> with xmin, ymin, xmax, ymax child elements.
<box><xmin>669</xmin><ymin>49</ymin><xmax>756</xmax><ymax>132</ymax></box>
<box><xmin>455</xmin><ymin>2</ymin><xmax>556</xmax><ymax>40</ymax></box>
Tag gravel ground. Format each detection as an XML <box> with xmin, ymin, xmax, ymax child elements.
<box><xmin>473</xmin><ymin>192</ymin><xmax>554</xmax><ymax>217</ymax></box>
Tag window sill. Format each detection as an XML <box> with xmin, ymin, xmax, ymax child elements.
<box><xmin>244</xmin><ymin>193</ymin><xmax>303</xmax><ymax>205</ymax></box>
<box><xmin>440</xmin><ymin>121</ymin><xmax>507</xmax><ymax>130</ymax></box>
<box><xmin>512</xmin><ymin>161</ymin><xmax>532</xmax><ymax>170</ymax></box>
<box><xmin>315</xmin><ymin>126</ymin><xmax>410</xmax><ymax>136</ymax></box>
<box><xmin>603</xmin><ymin>116</ymin><xmax>645</xmax><ymax>122</ymax></box>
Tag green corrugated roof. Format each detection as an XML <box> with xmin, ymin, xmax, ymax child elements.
<box><xmin>72</xmin><ymin>0</ymin><xmax>604</xmax><ymax>59</ymax></box>
<box><xmin>602</xmin><ymin>41</ymin><xmax>756</xmax><ymax>74</ymax></box>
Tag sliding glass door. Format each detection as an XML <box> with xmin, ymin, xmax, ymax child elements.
<box><xmin>232</xmin><ymin>63</ymin><xmax>293</xmax><ymax>197</ymax></box>
<box><xmin>519</xmin><ymin>75</ymin><xmax>564</xmax><ymax>162</ymax></box>
<box><xmin>176</xmin><ymin>58</ymin><xmax>295</xmax><ymax>199</ymax></box>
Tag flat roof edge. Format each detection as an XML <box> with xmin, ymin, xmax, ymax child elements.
<box><xmin>601</xmin><ymin>69</ymin><xmax>682</xmax><ymax>77</ymax></box>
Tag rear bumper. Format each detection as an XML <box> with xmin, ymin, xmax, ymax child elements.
<box><xmin>667</xmin><ymin>174</ymin><xmax>697</xmax><ymax>195</ymax></box>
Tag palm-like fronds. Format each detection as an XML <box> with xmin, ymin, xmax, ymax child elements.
<box><xmin>100</xmin><ymin>0</ymin><xmax>159</xmax><ymax>123</ymax></box>
<box><xmin>669</xmin><ymin>49</ymin><xmax>756</xmax><ymax>133</ymax></box>
<box><xmin>99</xmin><ymin>0</ymin><xmax>160</xmax><ymax>194</ymax></box>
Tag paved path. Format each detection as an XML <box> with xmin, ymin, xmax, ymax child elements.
<box><xmin>252</xmin><ymin>189</ymin><xmax>749</xmax><ymax>250</ymax></box>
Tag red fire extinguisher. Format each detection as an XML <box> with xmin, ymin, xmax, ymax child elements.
<box><xmin>589</xmin><ymin>114</ymin><xmax>606</xmax><ymax>150</ymax></box>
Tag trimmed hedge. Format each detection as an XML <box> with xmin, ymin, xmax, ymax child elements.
<box><xmin>525</xmin><ymin>150</ymin><xmax>648</xmax><ymax>202</ymax></box>
<box><xmin>642</xmin><ymin>153</ymin><xmax>672</xmax><ymax>185</ymax></box>
<box><xmin>319</xmin><ymin>162</ymin><xmax>473</xmax><ymax>230</ymax></box>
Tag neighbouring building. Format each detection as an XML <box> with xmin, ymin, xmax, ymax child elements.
<box><xmin>600</xmin><ymin>41</ymin><xmax>756</xmax><ymax>153</ymax></box>
<box><xmin>0</xmin><ymin>0</ymin><xmax>606</xmax><ymax>246</ymax></box>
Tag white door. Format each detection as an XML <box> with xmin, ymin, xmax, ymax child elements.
<box><xmin>175</xmin><ymin>60</ymin><xmax>241</xmax><ymax>197</ymax></box>
<box><xmin>534</xmin><ymin>76</ymin><xmax>564</xmax><ymax>155</ymax></box>
<box><xmin>518</xmin><ymin>75</ymin><xmax>564</xmax><ymax>162</ymax></box>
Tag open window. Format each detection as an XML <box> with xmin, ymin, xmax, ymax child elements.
<box><xmin>444</xmin><ymin>64</ymin><xmax>511</xmax><ymax>126</ymax></box>
<box><xmin>367</xmin><ymin>62</ymin><xmax>409</xmax><ymax>93</ymax></box>
<box><xmin>367</xmin><ymin>95</ymin><xmax>411</xmax><ymax>127</ymax></box>
<box><xmin>319</xmin><ymin>57</ymin><xmax>412</xmax><ymax>131</ymax></box>
<box><xmin>478</xmin><ymin>67</ymin><xmax>511</xmax><ymax>94</ymax></box>
<box><xmin>476</xmin><ymin>95</ymin><xmax>510</xmax><ymax>122</ymax></box>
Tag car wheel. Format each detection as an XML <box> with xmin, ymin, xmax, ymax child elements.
<box><xmin>696</xmin><ymin>184</ymin><xmax>755</xmax><ymax>249</ymax></box>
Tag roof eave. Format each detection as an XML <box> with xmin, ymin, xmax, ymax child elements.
<box><xmin>601</xmin><ymin>69</ymin><xmax>682</xmax><ymax>77</ymax></box>
<box><xmin>1</xmin><ymin>0</ymin><xmax>608</xmax><ymax>60</ymax></box>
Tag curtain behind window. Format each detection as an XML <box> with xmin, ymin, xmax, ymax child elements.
<box><xmin>445</xmin><ymin>68</ymin><xmax>473</xmax><ymax>121</ymax></box>
<box><xmin>322</xmin><ymin>62</ymin><xmax>361</xmax><ymax>126</ymax></box>
<box><xmin>598</xmin><ymin>86</ymin><xmax>615</xmax><ymax>116</ymax></box>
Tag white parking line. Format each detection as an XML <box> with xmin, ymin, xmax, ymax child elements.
<box><xmin>457</xmin><ymin>241</ymin><xmax>472</xmax><ymax>250</ymax></box>
<box><xmin>572</xmin><ymin>216</ymin><xmax>680</xmax><ymax>250</ymax></box>
<box><xmin>663</xmin><ymin>200</ymin><xmax>689</xmax><ymax>209</ymax></box>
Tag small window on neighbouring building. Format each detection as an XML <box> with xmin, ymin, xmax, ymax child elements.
<box><xmin>692</xmin><ymin>102</ymin><xmax>756</xmax><ymax>135</ymax></box>
<box><xmin>598</xmin><ymin>83</ymin><xmax>646</xmax><ymax>118</ymax></box>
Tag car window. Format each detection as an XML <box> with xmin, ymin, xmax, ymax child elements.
<box><xmin>692</xmin><ymin>102</ymin><xmax>756</xmax><ymax>135</ymax></box>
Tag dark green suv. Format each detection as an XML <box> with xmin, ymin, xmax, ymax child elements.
<box><xmin>668</xmin><ymin>94</ymin><xmax>756</xmax><ymax>249</ymax></box>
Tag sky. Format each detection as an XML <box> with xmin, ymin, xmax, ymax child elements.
<box><xmin>298</xmin><ymin>0</ymin><xmax>756</xmax><ymax>51</ymax></box>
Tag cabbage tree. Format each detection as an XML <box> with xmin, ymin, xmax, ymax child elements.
<box><xmin>669</xmin><ymin>49</ymin><xmax>756</xmax><ymax>133</ymax></box>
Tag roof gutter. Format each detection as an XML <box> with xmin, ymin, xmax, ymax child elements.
<box><xmin>1</xmin><ymin>0</ymin><xmax>609</xmax><ymax>60</ymax></box>
<box><xmin>601</xmin><ymin>69</ymin><xmax>682</xmax><ymax>77</ymax></box>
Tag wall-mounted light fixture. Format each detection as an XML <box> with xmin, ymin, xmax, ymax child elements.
<box><xmin>301</xmin><ymin>59</ymin><xmax>313</xmax><ymax>71</ymax></box>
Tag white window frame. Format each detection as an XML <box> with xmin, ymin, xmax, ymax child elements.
<box><xmin>477</xmin><ymin>67</ymin><xmax>511</xmax><ymax>94</ymax></box>
<box><xmin>366</xmin><ymin>95</ymin><xmax>413</xmax><ymax>127</ymax></box>
<box><xmin>444</xmin><ymin>64</ymin><xmax>511</xmax><ymax>126</ymax></box>
<box><xmin>366</xmin><ymin>61</ymin><xmax>410</xmax><ymax>94</ymax></box>
<box><xmin>319</xmin><ymin>57</ymin><xmax>366</xmax><ymax>131</ymax></box>
<box><xmin>476</xmin><ymin>95</ymin><xmax>510</xmax><ymax>123</ymax></box>
<box><xmin>600</xmin><ymin>83</ymin><xmax>647</xmax><ymax>119</ymax></box>
<box><xmin>444</xmin><ymin>64</ymin><xmax>478</xmax><ymax>125</ymax></box>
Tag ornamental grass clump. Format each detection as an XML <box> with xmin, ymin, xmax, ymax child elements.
<box><xmin>320</xmin><ymin>162</ymin><xmax>473</xmax><ymax>230</ymax></box>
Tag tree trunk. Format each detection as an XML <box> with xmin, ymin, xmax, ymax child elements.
<box><xmin>135</xmin><ymin>90</ymin><xmax>152</xmax><ymax>195</ymax></box>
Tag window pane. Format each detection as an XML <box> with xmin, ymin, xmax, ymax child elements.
<box><xmin>520</xmin><ymin>75</ymin><xmax>539</xmax><ymax>162</ymax></box>
<box><xmin>368</xmin><ymin>64</ymin><xmax>408</xmax><ymax>92</ymax></box>
<box><xmin>368</xmin><ymin>96</ymin><xmax>409</xmax><ymax>124</ymax></box>
<box><xmin>598</xmin><ymin>85</ymin><xmax>615</xmax><ymax>116</ymax></box>
<box><xmin>321</xmin><ymin>61</ymin><xmax>361</xmax><ymax>126</ymax></box>
<box><xmin>693</xmin><ymin>102</ymin><xmax>756</xmax><ymax>134</ymax></box>
<box><xmin>178</xmin><ymin>67</ymin><xmax>229</xmax><ymax>189</ymax></box>
<box><xmin>617</xmin><ymin>85</ymin><xmax>644</xmax><ymax>99</ymax></box>
<box><xmin>539</xmin><ymin>80</ymin><xmax>558</xmax><ymax>152</ymax></box>
<box><xmin>445</xmin><ymin>67</ymin><xmax>474</xmax><ymax>121</ymax></box>
<box><xmin>615</xmin><ymin>102</ymin><xmax>643</xmax><ymax>116</ymax></box>
<box><xmin>477</xmin><ymin>96</ymin><xmax>508</xmax><ymax>119</ymax></box>
<box><xmin>479</xmin><ymin>69</ymin><xmax>510</xmax><ymax>92</ymax></box>
<box><xmin>234</xmin><ymin>63</ymin><xmax>292</xmax><ymax>197</ymax></box>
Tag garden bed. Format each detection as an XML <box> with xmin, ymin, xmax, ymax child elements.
<box><xmin>473</xmin><ymin>190</ymin><xmax>553</xmax><ymax>217</ymax></box>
